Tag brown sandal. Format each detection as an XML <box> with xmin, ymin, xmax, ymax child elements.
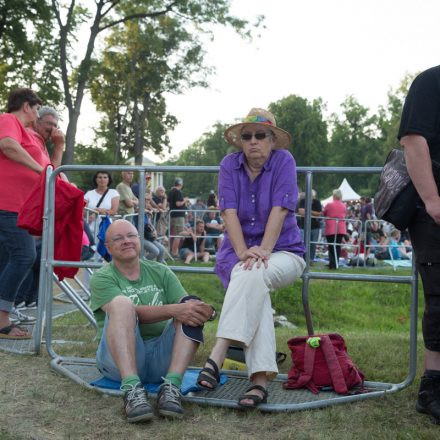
<box><xmin>0</xmin><ymin>323</ymin><xmax>31</xmax><ymax>340</ymax></box>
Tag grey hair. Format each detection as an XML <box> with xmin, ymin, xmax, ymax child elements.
<box><xmin>38</xmin><ymin>106</ymin><xmax>60</xmax><ymax>121</ymax></box>
<box><xmin>332</xmin><ymin>189</ymin><xmax>342</xmax><ymax>200</ymax></box>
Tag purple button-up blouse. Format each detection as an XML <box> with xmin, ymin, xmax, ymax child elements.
<box><xmin>214</xmin><ymin>149</ymin><xmax>305</xmax><ymax>289</ymax></box>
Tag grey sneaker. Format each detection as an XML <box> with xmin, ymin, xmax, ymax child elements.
<box><xmin>26</xmin><ymin>302</ymin><xmax>38</xmax><ymax>310</ymax></box>
<box><xmin>10</xmin><ymin>307</ymin><xmax>36</xmax><ymax>324</ymax></box>
<box><xmin>123</xmin><ymin>383</ymin><xmax>154</xmax><ymax>423</ymax></box>
<box><xmin>157</xmin><ymin>379</ymin><xmax>184</xmax><ymax>418</ymax></box>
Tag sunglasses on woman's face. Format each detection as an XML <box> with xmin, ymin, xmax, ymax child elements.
<box><xmin>240</xmin><ymin>131</ymin><xmax>272</xmax><ymax>141</ymax></box>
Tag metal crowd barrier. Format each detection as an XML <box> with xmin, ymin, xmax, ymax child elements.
<box><xmin>33</xmin><ymin>163</ymin><xmax>418</xmax><ymax>413</ymax></box>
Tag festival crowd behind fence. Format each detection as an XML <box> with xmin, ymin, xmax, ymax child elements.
<box><xmin>81</xmin><ymin>173</ymin><xmax>412</xmax><ymax>268</ymax></box>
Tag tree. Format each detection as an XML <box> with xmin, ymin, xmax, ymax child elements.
<box><xmin>0</xmin><ymin>0</ymin><xmax>61</xmax><ymax>106</ymax></box>
<box><xmin>376</xmin><ymin>73</ymin><xmax>415</xmax><ymax>158</ymax></box>
<box><xmin>163</xmin><ymin>122</ymin><xmax>232</xmax><ymax>198</ymax></box>
<box><xmin>269</xmin><ymin>95</ymin><xmax>330</xmax><ymax>196</ymax></box>
<box><xmin>49</xmin><ymin>0</ymin><xmax>258</xmax><ymax>165</ymax></box>
<box><xmin>70</xmin><ymin>142</ymin><xmax>114</xmax><ymax>191</ymax></box>
<box><xmin>328</xmin><ymin>95</ymin><xmax>382</xmax><ymax>195</ymax></box>
<box><xmin>89</xmin><ymin>13</ymin><xmax>207</xmax><ymax>164</ymax></box>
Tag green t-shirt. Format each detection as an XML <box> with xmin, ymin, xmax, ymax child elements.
<box><xmin>116</xmin><ymin>182</ymin><xmax>137</xmax><ymax>216</ymax></box>
<box><xmin>90</xmin><ymin>260</ymin><xmax>186</xmax><ymax>340</ymax></box>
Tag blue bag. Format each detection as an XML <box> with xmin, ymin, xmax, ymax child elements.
<box><xmin>97</xmin><ymin>215</ymin><xmax>112</xmax><ymax>262</ymax></box>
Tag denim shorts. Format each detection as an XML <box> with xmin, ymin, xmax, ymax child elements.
<box><xmin>179</xmin><ymin>247</ymin><xmax>193</xmax><ymax>259</ymax></box>
<box><xmin>96</xmin><ymin>315</ymin><xmax>176</xmax><ymax>384</ymax></box>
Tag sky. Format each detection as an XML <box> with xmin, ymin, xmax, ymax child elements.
<box><xmin>73</xmin><ymin>0</ymin><xmax>440</xmax><ymax>162</ymax></box>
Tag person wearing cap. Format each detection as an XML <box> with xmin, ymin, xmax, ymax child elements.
<box><xmin>90</xmin><ymin>219</ymin><xmax>215</xmax><ymax>421</ymax></box>
<box><xmin>196</xmin><ymin>108</ymin><xmax>305</xmax><ymax>408</ymax></box>
<box><xmin>168</xmin><ymin>177</ymin><xmax>190</xmax><ymax>257</ymax></box>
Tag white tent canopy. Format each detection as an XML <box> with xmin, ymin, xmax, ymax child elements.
<box><xmin>321</xmin><ymin>178</ymin><xmax>361</xmax><ymax>206</ymax></box>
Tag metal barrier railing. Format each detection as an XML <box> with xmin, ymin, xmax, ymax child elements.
<box><xmin>35</xmin><ymin>163</ymin><xmax>417</xmax><ymax>412</ymax></box>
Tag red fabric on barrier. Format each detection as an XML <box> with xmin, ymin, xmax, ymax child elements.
<box><xmin>17</xmin><ymin>166</ymin><xmax>85</xmax><ymax>281</ymax></box>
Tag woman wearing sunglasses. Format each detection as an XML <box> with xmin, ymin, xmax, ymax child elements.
<box><xmin>197</xmin><ymin>108</ymin><xmax>305</xmax><ymax>408</ymax></box>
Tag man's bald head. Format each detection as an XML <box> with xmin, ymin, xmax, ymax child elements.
<box><xmin>104</xmin><ymin>219</ymin><xmax>141</xmax><ymax>264</ymax></box>
<box><xmin>105</xmin><ymin>219</ymin><xmax>138</xmax><ymax>242</ymax></box>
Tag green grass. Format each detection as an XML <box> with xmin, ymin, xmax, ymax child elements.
<box><xmin>2</xmin><ymin>266</ymin><xmax>436</xmax><ymax>439</ymax></box>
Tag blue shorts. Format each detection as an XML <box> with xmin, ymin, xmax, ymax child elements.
<box><xmin>96</xmin><ymin>315</ymin><xmax>176</xmax><ymax>384</ymax></box>
<box><xmin>179</xmin><ymin>247</ymin><xmax>193</xmax><ymax>259</ymax></box>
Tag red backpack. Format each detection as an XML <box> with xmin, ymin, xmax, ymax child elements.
<box><xmin>283</xmin><ymin>333</ymin><xmax>364</xmax><ymax>394</ymax></box>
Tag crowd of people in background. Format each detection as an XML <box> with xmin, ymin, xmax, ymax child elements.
<box><xmin>81</xmin><ymin>167</ymin><xmax>411</xmax><ymax>270</ymax></box>
<box><xmin>83</xmin><ymin>174</ymin><xmax>224</xmax><ymax>265</ymax></box>
<box><xmin>296</xmin><ymin>191</ymin><xmax>412</xmax><ymax>268</ymax></box>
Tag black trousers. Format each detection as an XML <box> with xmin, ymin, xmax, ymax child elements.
<box><xmin>409</xmin><ymin>208</ymin><xmax>440</xmax><ymax>352</ymax></box>
<box><xmin>326</xmin><ymin>234</ymin><xmax>344</xmax><ymax>269</ymax></box>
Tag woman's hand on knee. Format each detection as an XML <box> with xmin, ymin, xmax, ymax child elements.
<box><xmin>239</xmin><ymin>246</ymin><xmax>270</xmax><ymax>270</ymax></box>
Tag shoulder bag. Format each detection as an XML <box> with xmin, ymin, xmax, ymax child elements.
<box><xmin>374</xmin><ymin>149</ymin><xmax>440</xmax><ymax>231</ymax></box>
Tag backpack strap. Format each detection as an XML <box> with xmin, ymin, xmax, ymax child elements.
<box><xmin>320</xmin><ymin>335</ymin><xmax>348</xmax><ymax>394</ymax></box>
<box><xmin>294</xmin><ymin>340</ymin><xmax>319</xmax><ymax>394</ymax></box>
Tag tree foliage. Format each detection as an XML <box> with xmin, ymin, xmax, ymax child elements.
<box><xmin>49</xmin><ymin>0</ymin><xmax>258</xmax><ymax>165</ymax></box>
<box><xmin>163</xmin><ymin>122</ymin><xmax>233</xmax><ymax>198</ymax></box>
<box><xmin>269</xmin><ymin>95</ymin><xmax>330</xmax><ymax>197</ymax></box>
<box><xmin>89</xmin><ymin>11</ymin><xmax>210</xmax><ymax>165</ymax></box>
<box><xmin>166</xmin><ymin>74</ymin><xmax>415</xmax><ymax>201</ymax></box>
<box><xmin>0</xmin><ymin>0</ymin><xmax>62</xmax><ymax>106</ymax></box>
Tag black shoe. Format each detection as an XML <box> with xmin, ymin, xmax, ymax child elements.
<box><xmin>416</xmin><ymin>371</ymin><xmax>440</xmax><ymax>424</ymax></box>
<box><xmin>157</xmin><ymin>380</ymin><xmax>183</xmax><ymax>418</ymax></box>
<box><xmin>123</xmin><ymin>383</ymin><xmax>154</xmax><ymax>423</ymax></box>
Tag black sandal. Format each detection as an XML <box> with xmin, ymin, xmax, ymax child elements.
<box><xmin>197</xmin><ymin>358</ymin><xmax>220</xmax><ymax>391</ymax></box>
<box><xmin>237</xmin><ymin>385</ymin><xmax>268</xmax><ymax>408</ymax></box>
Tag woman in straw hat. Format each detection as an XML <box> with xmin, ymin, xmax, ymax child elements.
<box><xmin>197</xmin><ymin>108</ymin><xmax>305</xmax><ymax>407</ymax></box>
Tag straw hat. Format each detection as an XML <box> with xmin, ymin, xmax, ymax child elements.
<box><xmin>224</xmin><ymin>108</ymin><xmax>292</xmax><ymax>149</ymax></box>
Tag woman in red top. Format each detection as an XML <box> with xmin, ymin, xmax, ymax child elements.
<box><xmin>0</xmin><ymin>88</ymin><xmax>46</xmax><ymax>339</ymax></box>
<box><xmin>323</xmin><ymin>189</ymin><xmax>347</xmax><ymax>269</ymax></box>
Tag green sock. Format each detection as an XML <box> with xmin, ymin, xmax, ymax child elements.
<box><xmin>165</xmin><ymin>372</ymin><xmax>183</xmax><ymax>388</ymax></box>
<box><xmin>121</xmin><ymin>374</ymin><xmax>141</xmax><ymax>390</ymax></box>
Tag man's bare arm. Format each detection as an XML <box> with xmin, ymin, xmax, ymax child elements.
<box><xmin>135</xmin><ymin>301</ymin><xmax>212</xmax><ymax>327</ymax></box>
<box><xmin>401</xmin><ymin>134</ymin><xmax>440</xmax><ymax>224</ymax></box>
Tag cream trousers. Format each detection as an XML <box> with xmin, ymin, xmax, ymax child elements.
<box><xmin>216</xmin><ymin>251</ymin><xmax>305</xmax><ymax>379</ymax></box>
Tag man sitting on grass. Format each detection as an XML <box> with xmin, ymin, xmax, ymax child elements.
<box><xmin>179</xmin><ymin>220</ymin><xmax>210</xmax><ymax>264</ymax></box>
<box><xmin>90</xmin><ymin>219</ymin><xmax>215</xmax><ymax>422</ymax></box>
